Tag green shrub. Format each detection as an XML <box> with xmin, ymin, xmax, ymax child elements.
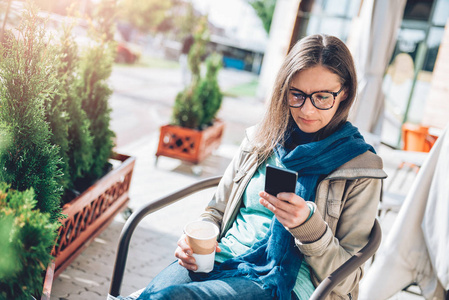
<box><xmin>0</xmin><ymin>4</ymin><xmax>63</xmax><ymax>221</ymax></box>
<box><xmin>172</xmin><ymin>84</ymin><xmax>204</xmax><ymax>129</ymax></box>
<box><xmin>0</xmin><ymin>1</ymin><xmax>119</xmax><ymax>209</ymax></box>
<box><xmin>78</xmin><ymin>0</ymin><xmax>117</xmax><ymax>181</ymax></box>
<box><xmin>55</xmin><ymin>22</ymin><xmax>94</xmax><ymax>197</ymax></box>
<box><xmin>194</xmin><ymin>53</ymin><xmax>223</xmax><ymax>127</ymax></box>
<box><xmin>0</xmin><ymin>183</ymin><xmax>59</xmax><ymax>300</ymax></box>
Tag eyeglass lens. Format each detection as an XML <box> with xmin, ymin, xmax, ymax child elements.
<box><xmin>288</xmin><ymin>91</ymin><xmax>335</xmax><ymax>110</ymax></box>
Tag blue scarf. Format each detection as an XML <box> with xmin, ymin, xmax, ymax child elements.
<box><xmin>193</xmin><ymin>122</ymin><xmax>374</xmax><ymax>299</ymax></box>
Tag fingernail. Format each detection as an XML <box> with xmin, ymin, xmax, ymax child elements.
<box><xmin>186</xmin><ymin>250</ymin><xmax>192</xmax><ymax>256</ymax></box>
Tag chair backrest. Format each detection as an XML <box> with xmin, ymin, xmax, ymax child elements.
<box><xmin>309</xmin><ymin>219</ymin><xmax>382</xmax><ymax>300</ymax></box>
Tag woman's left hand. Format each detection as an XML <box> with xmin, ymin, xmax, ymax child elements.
<box><xmin>259</xmin><ymin>191</ymin><xmax>310</xmax><ymax>228</ymax></box>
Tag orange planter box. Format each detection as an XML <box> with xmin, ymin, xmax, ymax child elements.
<box><xmin>156</xmin><ymin>120</ymin><xmax>225</xmax><ymax>164</ymax></box>
<box><xmin>51</xmin><ymin>153</ymin><xmax>136</xmax><ymax>278</ymax></box>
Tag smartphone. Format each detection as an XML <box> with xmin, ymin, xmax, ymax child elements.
<box><xmin>264</xmin><ymin>164</ymin><xmax>298</xmax><ymax>196</ymax></box>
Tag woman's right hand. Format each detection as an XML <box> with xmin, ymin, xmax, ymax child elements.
<box><xmin>174</xmin><ymin>234</ymin><xmax>221</xmax><ymax>271</ymax></box>
<box><xmin>174</xmin><ymin>234</ymin><xmax>198</xmax><ymax>271</ymax></box>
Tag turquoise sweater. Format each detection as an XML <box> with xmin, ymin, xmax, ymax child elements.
<box><xmin>215</xmin><ymin>155</ymin><xmax>315</xmax><ymax>299</ymax></box>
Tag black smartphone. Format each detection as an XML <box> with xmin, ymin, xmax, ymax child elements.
<box><xmin>264</xmin><ymin>164</ymin><xmax>298</xmax><ymax>196</ymax></box>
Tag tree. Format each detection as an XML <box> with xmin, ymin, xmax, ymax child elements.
<box><xmin>171</xmin><ymin>0</ymin><xmax>202</xmax><ymax>40</ymax></box>
<box><xmin>248</xmin><ymin>0</ymin><xmax>276</xmax><ymax>34</ymax></box>
<box><xmin>117</xmin><ymin>0</ymin><xmax>172</xmax><ymax>34</ymax></box>
<box><xmin>29</xmin><ymin>0</ymin><xmax>95</xmax><ymax>17</ymax></box>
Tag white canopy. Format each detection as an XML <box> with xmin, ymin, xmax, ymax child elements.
<box><xmin>348</xmin><ymin>0</ymin><xmax>406</xmax><ymax>134</ymax></box>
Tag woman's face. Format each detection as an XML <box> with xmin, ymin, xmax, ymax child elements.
<box><xmin>288</xmin><ymin>65</ymin><xmax>345</xmax><ymax>133</ymax></box>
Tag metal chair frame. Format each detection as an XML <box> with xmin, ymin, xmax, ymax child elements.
<box><xmin>108</xmin><ymin>176</ymin><xmax>382</xmax><ymax>299</ymax></box>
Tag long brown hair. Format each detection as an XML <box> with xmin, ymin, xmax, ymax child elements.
<box><xmin>253</xmin><ymin>34</ymin><xmax>358</xmax><ymax>162</ymax></box>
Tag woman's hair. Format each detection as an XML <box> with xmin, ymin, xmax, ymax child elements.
<box><xmin>254</xmin><ymin>34</ymin><xmax>358</xmax><ymax>161</ymax></box>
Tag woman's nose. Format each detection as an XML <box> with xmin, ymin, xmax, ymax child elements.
<box><xmin>301</xmin><ymin>97</ymin><xmax>316</xmax><ymax>115</ymax></box>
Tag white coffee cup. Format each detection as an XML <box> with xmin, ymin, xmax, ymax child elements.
<box><xmin>184</xmin><ymin>220</ymin><xmax>219</xmax><ymax>273</ymax></box>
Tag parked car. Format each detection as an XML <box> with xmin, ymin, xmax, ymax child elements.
<box><xmin>114</xmin><ymin>31</ymin><xmax>142</xmax><ymax>64</ymax></box>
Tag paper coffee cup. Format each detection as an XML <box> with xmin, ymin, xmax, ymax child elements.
<box><xmin>184</xmin><ymin>220</ymin><xmax>219</xmax><ymax>273</ymax></box>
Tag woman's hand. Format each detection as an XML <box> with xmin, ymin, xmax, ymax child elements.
<box><xmin>259</xmin><ymin>191</ymin><xmax>310</xmax><ymax>228</ymax></box>
<box><xmin>174</xmin><ymin>234</ymin><xmax>221</xmax><ymax>271</ymax></box>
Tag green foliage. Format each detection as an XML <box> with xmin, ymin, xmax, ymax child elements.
<box><xmin>172</xmin><ymin>85</ymin><xmax>203</xmax><ymax>129</ymax></box>
<box><xmin>89</xmin><ymin>0</ymin><xmax>117</xmax><ymax>43</ymax></box>
<box><xmin>171</xmin><ymin>1</ymin><xmax>203</xmax><ymax>41</ymax></box>
<box><xmin>248</xmin><ymin>0</ymin><xmax>276</xmax><ymax>34</ymax></box>
<box><xmin>0</xmin><ymin>3</ymin><xmax>63</xmax><ymax>221</ymax></box>
<box><xmin>0</xmin><ymin>1</ymin><xmax>118</xmax><ymax>208</ymax></box>
<box><xmin>117</xmin><ymin>0</ymin><xmax>172</xmax><ymax>34</ymax></box>
<box><xmin>29</xmin><ymin>0</ymin><xmax>95</xmax><ymax>17</ymax></box>
<box><xmin>55</xmin><ymin>21</ymin><xmax>94</xmax><ymax>192</ymax></box>
<box><xmin>0</xmin><ymin>183</ymin><xmax>59</xmax><ymax>300</ymax></box>
<box><xmin>187</xmin><ymin>16</ymin><xmax>209</xmax><ymax>82</ymax></box>
<box><xmin>79</xmin><ymin>0</ymin><xmax>116</xmax><ymax>180</ymax></box>
<box><xmin>194</xmin><ymin>53</ymin><xmax>223</xmax><ymax>126</ymax></box>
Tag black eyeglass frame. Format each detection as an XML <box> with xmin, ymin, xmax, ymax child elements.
<box><xmin>288</xmin><ymin>86</ymin><xmax>344</xmax><ymax>110</ymax></box>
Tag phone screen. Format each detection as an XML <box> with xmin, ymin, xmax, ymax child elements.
<box><xmin>264</xmin><ymin>164</ymin><xmax>298</xmax><ymax>196</ymax></box>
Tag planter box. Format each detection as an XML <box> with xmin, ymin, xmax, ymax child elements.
<box><xmin>51</xmin><ymin>153</ymin><xmax>136</xmax><ymax>278</ymax></box>
<box><xmin>40</xmin><ymin>262</ymin><xmax>55</xmax><ymax>300</ymax></box>
<box><xmin>156</xmin><ymin>120</ymin><xmax>225</xmax><ymax>164</ymax></box>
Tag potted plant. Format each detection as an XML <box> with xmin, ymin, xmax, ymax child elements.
<box><xmin>156</xmin><ymin>17</ymin><xmax>225</xmax><ymax>165</ymax></box>
<box><xmin>0</xmin><ymin>183</ymin><xmax>59</xmax><ymax>300</ymax></box>
<box><xmin>0</xmin><ymin>0</ymin><xmax>136</xmax><ymax>288</ymax></box>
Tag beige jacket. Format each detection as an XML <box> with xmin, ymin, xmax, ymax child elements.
<box><xmin>201</xmin><ymin>127</ymin><xmax>387</xmax><ymax>299</ymax></box>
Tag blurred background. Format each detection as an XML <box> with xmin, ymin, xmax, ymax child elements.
<box><xmin>2</xmin><ymin>0</ymin><xmax>448</xmax><ymax>150</ymax></box>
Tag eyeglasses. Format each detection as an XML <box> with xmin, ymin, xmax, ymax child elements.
<box><xmin>288</xmin><ymin>86</ymin><xmax>344</xmax><ymax>110</ymax></box>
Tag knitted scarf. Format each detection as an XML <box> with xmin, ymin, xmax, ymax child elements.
<box><xmin>193</xmin><ymin>122</ymin><xmax>374</xmax><ymax>299</ymax></box>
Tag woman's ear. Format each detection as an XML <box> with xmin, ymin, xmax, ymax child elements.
<box><xmin>339</xmin><ymin>88</ymin><xmax>348</xmax><ymax>102</ymax></box>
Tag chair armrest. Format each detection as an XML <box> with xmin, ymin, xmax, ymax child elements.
<box><xmin>109</xmin><ymin>175</ymin><xmax>222</xmax><ymax>297</ymax></box>
<box><xmin>309</xmin><ymin>219</ymin><xmax>382</xmax><ymax>300</ymax></box>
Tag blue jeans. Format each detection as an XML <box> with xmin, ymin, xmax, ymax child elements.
<box><xmin>135</xmin><ymin>261</ymin><xmax>275</xmax><ymax>300</ymax></box>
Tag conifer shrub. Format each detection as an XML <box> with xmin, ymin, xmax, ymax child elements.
<box><xmin>172</xmin><ymin>84</ymin><xmax>204</xmax><ymax>129</ymax></box>
<box><xmin>0</xmin><ymin>5</ymin><xmax>63</xmax><ymax>221</ymax></box>
<box><xmin>0</xmin><ymin>1</ymin><xmax>120</xmax><ymax>209</ymax></box>
<box><xmin>55</xmin><ymin>22</ymin><xmax>94</xmax><ymax>198</ymax></box>
<box><xmin>78</xmin><ymin>0</ymin><xmax>117</xmax><ymax>181</ymax></box>
<box><xmin>0</xmin><ymin>183</ymin><xmax>59</xmax><ymax>300</ymax></box>
<box><xmin>194</xmin><ymin>53</ymin><xmax>223</xmax><ymax>127</ymax></box>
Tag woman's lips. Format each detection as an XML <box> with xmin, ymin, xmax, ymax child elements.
<box><xmin>299</xmin><ymin>117</ymin><xmax>316</xmax><ymax>124</ymax></box>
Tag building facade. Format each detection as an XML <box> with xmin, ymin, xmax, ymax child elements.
<box><xmin>258</xmin><ymin>0</ymin><xmax>449</xmax><ymax>147</ymax></box>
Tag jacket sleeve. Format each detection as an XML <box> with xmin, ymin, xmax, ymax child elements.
<box><xmin>288</xmin><ymin>177</ymin><xmax>382</xmax><ymax>297</ymax></box>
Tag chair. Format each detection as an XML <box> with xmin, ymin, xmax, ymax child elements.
<box><xmin>108</xmin><ymin>176</ymin><xmax>382</xmax><ymax>299</ymax></box>
<box><xmin>402</xmin><ymin>123</ymin><xmax>437</xmax><ymax>152</ymax></box>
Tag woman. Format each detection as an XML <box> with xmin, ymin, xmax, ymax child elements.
<box><xmin>136</xmin><ymin>34</ymin><xmax>387</xmax><ymax>300</ymax></box>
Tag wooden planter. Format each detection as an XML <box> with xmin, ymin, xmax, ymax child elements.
<box><xmin>156</xmin><ymin>120</ymin><xmax>225</xmax><ymax>164</ymax></box>
<box><xmin>51</xmin><ymin>153</ymin><xmax>136</xmax><ymax>278</ymax></box>
<box><xmin>41</xmin><ymin>262</ymin><xmax>55</xmax><ymax>300</ymax></box>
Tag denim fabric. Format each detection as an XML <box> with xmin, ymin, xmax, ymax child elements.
<box><xmin>135</xmin><ymin>261</ymin><xmax>275</xmax><ymax>300</ymax></box>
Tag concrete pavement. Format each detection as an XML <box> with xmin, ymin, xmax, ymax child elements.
<box><xmin>49</xmin><ymin>65</ymin><xmax>425</xmax><ymax>300</ymax></box>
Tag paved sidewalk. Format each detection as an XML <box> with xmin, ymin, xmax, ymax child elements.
<box><xmin>49</xmin><ymin>65</ymin><xmax>425</xmax><ymax>300</ymax></box>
